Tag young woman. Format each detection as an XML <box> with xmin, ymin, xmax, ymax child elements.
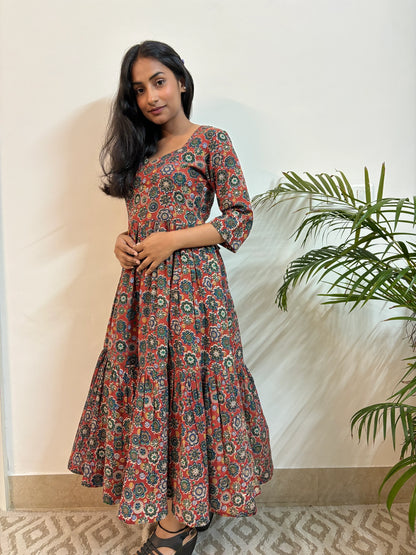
<box><xmin>68</xmin><ymin>40</ymin><xmax>273</xmax><ymax>555</ymax></box>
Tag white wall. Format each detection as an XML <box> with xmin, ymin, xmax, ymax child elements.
<box><xmin>0</xmin><ymin>0</ymin><xmax>415</xmax><ymax>475</ymax></box>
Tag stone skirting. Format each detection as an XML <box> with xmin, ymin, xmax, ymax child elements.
<box><xmin>7</xmin><ymin>467</ymin><xmax>412</xmax><ymax>511</ymax></box>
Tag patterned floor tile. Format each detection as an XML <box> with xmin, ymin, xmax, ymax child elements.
<box><xmin>1</xmin><ymin>504</ymin><xmax>415</xmax><ymax>554</ymax></box>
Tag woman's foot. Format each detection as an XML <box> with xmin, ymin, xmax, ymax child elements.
<box><xmin>137</xmin><ymin>522</ymin><xmax>197</xmax><ymax>555</ymax></box>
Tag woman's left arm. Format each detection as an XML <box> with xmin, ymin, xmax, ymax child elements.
<box><xmin>207</xmin><ymin>129</ymin><xmax>253</xmax><ymax>253</ymax></box>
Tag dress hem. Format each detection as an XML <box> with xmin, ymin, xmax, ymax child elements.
<box><xmin>68</xmin><ymin>465</ymin><xmax>274</xmax><ymax>525</ymax></box>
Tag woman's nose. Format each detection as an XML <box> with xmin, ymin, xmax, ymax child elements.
<box><xmin>147</xmin><ymin>87</ymin><xmax>158</xmax><ymax>104</ymax></box>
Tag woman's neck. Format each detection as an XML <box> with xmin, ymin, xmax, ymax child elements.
<box><xmin>160</xmin><ymin>114</ymin><xmax>194</xmax><ymax>139</ymax></box>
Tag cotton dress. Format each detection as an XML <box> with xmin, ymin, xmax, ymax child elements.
<box><xmin>68</xmin><ymin>125</ymin><xmax>273</xmax><ymax>527</ymax></box>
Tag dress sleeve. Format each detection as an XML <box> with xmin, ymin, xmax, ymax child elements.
<box><xmin>208</xmin><ymin>129</ymin><xmax>253</xmax><ymax>252</ymax></box>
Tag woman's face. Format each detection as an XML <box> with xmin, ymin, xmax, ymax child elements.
<box><xmin>131</xmin><ymin>57</ymin><xmax>185</xmax><ymax>127</ymax></box>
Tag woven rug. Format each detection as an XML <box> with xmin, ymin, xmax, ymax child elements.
<box><xmin>1</xmin><ymin>504</ymin><xmax>415</xmax><ymax>554</ymax></box>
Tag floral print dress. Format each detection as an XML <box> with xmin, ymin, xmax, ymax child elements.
<box><xmin>68</xmin><ymin>125</ymin><xmax>273</xmax><ymax>527</ymax></box>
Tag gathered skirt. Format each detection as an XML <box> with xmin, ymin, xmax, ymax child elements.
<box><xmin>68</xmin><ymin>243</ymin><xmax>273</xmax><ymax>527</ymax></box>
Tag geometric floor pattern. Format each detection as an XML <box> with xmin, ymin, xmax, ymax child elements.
<box><xmin>1</xmin><ymin>504</ymin><xmax>416</xmax><ymax>554</ymax></box>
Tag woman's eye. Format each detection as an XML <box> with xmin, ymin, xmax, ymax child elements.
<box><xmin>155</xmin><ymin>79</ymin><xmax>165</xmax><ymax>87</ymax></box>
<box><xmin>135</xmin><ymin>88</ymin><xmax>144</xmax><ymax>95</ymax></box>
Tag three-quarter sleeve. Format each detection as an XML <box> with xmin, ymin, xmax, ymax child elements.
<box><xmin>208</xmin><ymin>129</ymin><xmax>253</xmax><ymax>252</ymax></box>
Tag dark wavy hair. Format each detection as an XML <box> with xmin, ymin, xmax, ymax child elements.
<box><xmin>100</xmin><ymin>40</ymin><xmax>194</xmax><ymax>198</ymax></box>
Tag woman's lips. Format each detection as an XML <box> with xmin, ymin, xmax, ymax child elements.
<box><xmin>149</xmin><ymin>106</ymin><xmax>165</xmax><ymax>115</ymax></box>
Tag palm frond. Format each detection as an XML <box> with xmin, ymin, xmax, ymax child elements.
<box><xmin>294</xmin><ymin>210</ymin><xmax>358</xmax><ymax>244</ymax></box>
<box><xmin>351</xmin><ymin>403</ymin><xmax>416</xmax><ymax>451</ymax></box>
<box><xmin>276</xmin><ymin>245</ymin><xmax>341</xmax><ymax>310</ymax></box>
<box><xmin>277</xmin><ymin>243</ymin><xmax>416</xmax><ymax>311</ymax></box>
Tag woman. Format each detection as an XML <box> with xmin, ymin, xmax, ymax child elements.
<box><xmin>68</xmin><ymin>40</ymin><xmax>273</xmax><ymax>555</ymax></box>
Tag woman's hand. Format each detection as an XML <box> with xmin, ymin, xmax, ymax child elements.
<box><xmin>115</xmin><ymin>224</ymin><xmax>222</xmax><ymax>273</ymax></box>
<box><xmin>135</xmin><ymin>232</ymin><xmax>177</xmax><ymax>275</ymax></box>
<box><xmin>114</xmin><ymin>232</ymin><xmax>140</xmax><ymax>269</ymax></box>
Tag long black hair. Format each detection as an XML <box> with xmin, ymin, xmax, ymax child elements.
<box><xmin>100</xmin><ymin>40</ymin><xmax>194</xmax><ymax>198</ymax></box>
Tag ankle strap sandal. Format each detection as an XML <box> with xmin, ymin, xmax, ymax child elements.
<box><xmin>137</xmin><ymin>522</ymin><xmax>198</xmax><ymax>555</ymax></box>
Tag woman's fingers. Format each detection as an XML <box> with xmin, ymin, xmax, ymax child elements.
<box><xmin>121</xmin><ymin>245</ymin><xmax>139</xmax><ymax>257</ymax></box>
<box><xmin>115</xmin><ymin>235</ymin><xmax>137</xmax><ymax>256</ymax></box>
<box><xmin>136</xmin><ymin>251</ymin><xmax>162</xmax><ymax>274</ymax></box>
<box><xmin>123</xmin><ymin>233</ymin><xmax>135</xmax><ymax>246</ymax></box>
<box><xmin>119</xmin><ymin>233</ymin><xmax>174</xmax><ymax>273</ymax></box>
<box><xmin>121</xmin><ymin>255</ymin><xmax>138</xmax><ymax>268</ymax></box>
<box><xmin>137</xmin><ymin>255</ymin><xmax>152</xmax><ymax>272</ymax></box>
<box><xmin>114</xmin><ymin>232</ymin><xmax>141</xmax><ymax>267</ymax></box>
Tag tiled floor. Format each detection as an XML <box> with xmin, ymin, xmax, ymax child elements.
<box><xmin>1</xmin><ymin>504</ymin><xmax>416</xmax><ymax>554</ymax></box>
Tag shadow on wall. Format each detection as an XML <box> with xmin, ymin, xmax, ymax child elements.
<box><xmin>30</xmin><ymin>99</ymin><xmax>127</xmax><ymax>470</ymax></box>
<box><xmin>25</xmin><ymin>96</ymin><xmax>409</xmax><ymax>472</ymax></box>
<box><xmin>223</xmin><ymin>199</ymin><xmax>412</xmax><ymax>467</ymax></box>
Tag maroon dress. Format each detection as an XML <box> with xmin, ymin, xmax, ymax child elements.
<box><xmin>68</xmin><ymin>126</ymin><xmax>273</xmax><ymax>527</ymax></box>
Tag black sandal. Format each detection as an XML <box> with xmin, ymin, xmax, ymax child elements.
<box><xmin>137</xmin><ymin>522</ymin><xmax>198</xmax><ymax>555</ymax></box>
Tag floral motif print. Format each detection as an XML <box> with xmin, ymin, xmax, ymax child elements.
<box><xmin>68</xmin><ymin>126</ymin><xmax>273</xmax><ymax>527</ymax></box>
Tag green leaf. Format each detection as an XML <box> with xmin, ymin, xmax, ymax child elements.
<box><xmin>351</xmin><ymin>198</ymin><xmax>394</xmax><ymax>230</ymax></box>
<box><xmin>334</xmin><ymin>174</ymin><xmax>350</xmax><ymax>203</ymax></box>
<box><xmin>408</xmin><ymin>484</ymin><xmax>416</xmax><ymax>531</ymax></box>
<box><xmin>385</xmin><ymin>466</ymin><xmax>416</xmax><ymax>513</ymax></box>
<box><xmin>372</xmin><ymin>407</ymin><xmax>380</xmax><ymax>442</ymax></box>
<box><xmin>377</xmin><ymin>163</ymin><xmax>385</xmax><ymax>203</ymax></box>
<box><xmin>338</xmin><ymin>171</ymin><xmax>357</xmax><ymax>207</ymax></box>
<box><xmin>379</xmin><ymin>456</ymin><xmax>416</xmax><ymax>495</ymax></box>
<box><xmin>383</xmin><ymin>408</ymin><xmax>388</xmax><ymax>440</ymax></box>
<box><xmin>392</xmin><ymin>374</ymin><xmax>416</xmax><ymax>404</ymax></box>
<box><xmin>304</xmin><ymin>172</ymin><xmax>333</xmax><ymax>197</ymax></box>
<box><xmin>283</xmin><ymin>172</ymin><xmax>319</xmax><ymax>194</ymax></box>
<box><xmin>391</xmin><ymin>406</ymin><xmax>397</xmax><ymax>450</ymax></box>
<box><xmin>323</xmin><ymin>173</ymin><xmax>342</xmax><ymax>198</ymax></box>
<box><xmin>316</xmin><ymin>173</ymin><xmax>336</xmax><ymax>197</ymax></box>
<box><xmin>365</xmin><ymin>410</ymin><xmax>374</xmax><ymax>443</ymax></box>
<box><xmin>395</xmin><ymin>198</ymin><xmax>407</xmax><ymax>231</ymax></box>
<box><xmin>364</xmin><ymin>167</ymin><xmax>372</xmax><ymax>204</ymax></box>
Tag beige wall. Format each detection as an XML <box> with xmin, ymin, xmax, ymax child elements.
<box><xmin>0</xmin><ymin>0</ymin><xmax>415</xmax><ymax>476</ymax></box>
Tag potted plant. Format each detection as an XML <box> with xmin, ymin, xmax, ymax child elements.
<box><xmin>254</xmin><ymin>164</ymin><xmax>416</xmax><ymax>529</ymax></box>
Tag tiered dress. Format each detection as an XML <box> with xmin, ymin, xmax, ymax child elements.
<box><xmin>68</xmin><ymin>125</ymin><xmax>273</xmax><ymax>527</ymax></box>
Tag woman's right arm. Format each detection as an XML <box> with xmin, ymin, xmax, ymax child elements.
<box><xmin>114</xmin><ymin>232</ymin><xmax>140</xmax><ymax>269</ymax></box>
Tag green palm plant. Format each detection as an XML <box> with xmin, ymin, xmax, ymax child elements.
<box><xmin>254</xmin><ymin>164</ymin><xmax>416</xmax><ymax>530</ymax></box>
